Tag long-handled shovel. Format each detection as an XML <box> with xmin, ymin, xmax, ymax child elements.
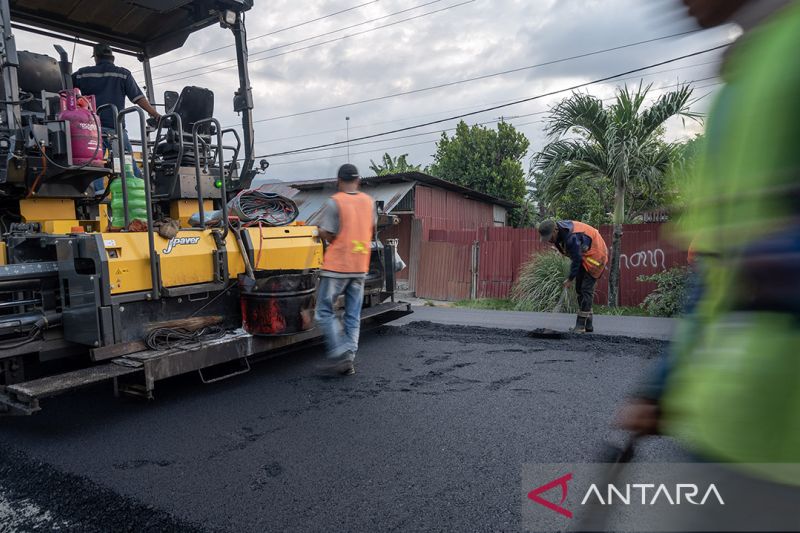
<box><xmin>527</xmin><ymin>288</ymin><xmax>573</xmax><ymax>339</ymax></box>
<box><xmin>572</xmin><ymin>435</ymin><xmax>639</xmax><ymax>532</ymax></box>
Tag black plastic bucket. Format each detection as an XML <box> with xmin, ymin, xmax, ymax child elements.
<box><xmin>239</xmin><ymin>270</ymin><xmax>317</xmax><ymax>336</ymax></box>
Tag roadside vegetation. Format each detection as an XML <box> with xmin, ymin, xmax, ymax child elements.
<box><xmin>511</xmin><ymin>252</ymin><xmax>579</xmax><ymax>313</ymax></box>
<box><xmin>638</xmin><ymin>266</ymin><xmax>692</xmax><ymax>317</ymax></box>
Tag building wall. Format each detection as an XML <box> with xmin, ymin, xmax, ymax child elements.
<box><xmin>413</xmin><ymin>185</ymin><xmax>496</xmax><ymax>239</ymax></box>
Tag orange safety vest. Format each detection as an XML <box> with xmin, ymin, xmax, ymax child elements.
<box><xmin>321</xmin><ymin>191</ymin><xmax>374</xmax><ymax>274</ymax></box>
<box><xmin>571</xmin><ymin>220</ymin><xmax>608</xmax><ymax>279</ymax></box>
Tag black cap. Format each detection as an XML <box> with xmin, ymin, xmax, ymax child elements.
<box><xmin>337</xmin><ymin>163</ymin><xmax>360</xmax><ymax>182</ymax></box>
<box><xmin>92</xmin><ymin>43</ymin><xmax>114</xmax><ymax>59</ymax></box>
<box><xmin>537</xmin><ymin>219</ymin><xmax>557</xmax><ymax>242</ymax></box>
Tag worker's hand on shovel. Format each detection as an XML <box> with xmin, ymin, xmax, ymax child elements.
<box><xmin>562</xmin><ymin>278</ymin><xmax>574</xmax><ymax>289</ymax></box>
<box><xmin>614</xmin><ymin>398</ymin><xmax>661</xmax><ymax>435</ymax></box>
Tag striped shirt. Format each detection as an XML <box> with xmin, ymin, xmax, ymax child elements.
<box><xmin>72</xmin><ymin>59</ymin><xmax>145</xmax><ymax>129</ymax></box>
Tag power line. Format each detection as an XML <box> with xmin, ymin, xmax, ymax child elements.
<box><xmin>266</xmin><ymin>77</ymin><xmax>721</xmax><ymax>158</ymax></box>
<box><xmin>144</xmin><ymin>0</ymin><xmax>381</xmax><ymax>72</ymax></box>
<box><xmin>266</xmin><ymin>82</ymin><xmax>721</xmax><ymax>168</ymax></box>
<box><xmin>252</xmin><ymin>59</ymin><xmax>720</xmax><ymax>146</ymax></box>
<box><xmin>256</xmin><ymin>44</ymin><xmax>730</xmax><ymax>159</ymax></box>
<box><xmin>241</xmin><ymin>29</ymin><xmax>704</xmax><ymax>125</ymax></box>
<box><xmin>268</xmin><ymin>139</ymin><xmax>440</xmax><ymax>166</ymax></box>
<box><xmin>152</xmin><ymin>0</ymin><xmax>459</xmax><ymax>83</ymax></box>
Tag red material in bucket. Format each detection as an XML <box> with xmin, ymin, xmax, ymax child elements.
<box><xmin>240</xmin><ymin>271</ymin><xmax>317</xmax><ymax>336</ymax></box>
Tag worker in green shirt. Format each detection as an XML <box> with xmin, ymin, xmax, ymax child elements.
<box><xmin>617</xmin><ymin>0</ymin><xmax>800</xmax><ymax>492</ymax></box>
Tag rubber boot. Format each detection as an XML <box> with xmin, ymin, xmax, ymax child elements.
<box><xmin>572</xmin><ymin>313</ymin><xmax>588</xmax><ymax>334</ymax></box>
<box><xmin>585</xmin><ymin>313</ymin><xmax>594</xmax><ymax>333</ymax></box>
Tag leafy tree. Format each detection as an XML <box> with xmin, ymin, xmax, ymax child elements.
<box><xmin>368</xmin><ymin>153</ymin><xmax>421</xmax><ymax>175</ymax></box>
<box><xmin>428</xmin><ymin>120</ymin><xmax>530</xmax><ymax>224</ymax></box>
<box><xmin>533</xmin><ymin>83</ymin><xmax>697</xmax><ymax>306</ymax></box>
<box><xmin>530</xmin><ymin>170</ymin><xmax>611</xmax><ymax>227</ymax></box>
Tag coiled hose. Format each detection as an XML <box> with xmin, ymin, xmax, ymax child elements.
<box><xmin>228</xmin><ymin>189</ymin><xmax>299</xmax><ymax>226</ymax></box>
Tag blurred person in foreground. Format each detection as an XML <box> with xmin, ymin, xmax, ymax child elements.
<box><xmin>538</xmin><ymin>219</ymin><xmax>608</xmax><ymax>333</ymax></box>
<box><xmin>617</xmin><ymin>0</ymin><xmax>800</xmax><ymax>496</ymax></box>
<box><xmin>314</xmin><ymin>164</ymin><xmax>375</xmax><ymax>376</ymax></box>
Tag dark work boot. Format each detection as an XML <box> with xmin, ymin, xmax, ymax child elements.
<box><xmin>572</xmin><ymin>313</ymin><xmax>588</xmax><ymax>334</ymax></box>
<box><xmin>585</xmin><ymin>313</ymin><xmax>594</xmax><ymax>333</ymax></box>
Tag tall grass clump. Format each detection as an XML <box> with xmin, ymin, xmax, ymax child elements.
<box><xmin>511</xmin><ymin>252</ymin><xmax>579</xmax><ymax>313</ymax></box>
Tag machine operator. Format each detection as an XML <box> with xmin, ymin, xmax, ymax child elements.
<box><xmin>72</xmin><ymin>43</ymin><xmax>160</xmax><ymax>186</ymax></box>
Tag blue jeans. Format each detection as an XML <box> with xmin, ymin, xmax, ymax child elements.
<box><xmin>93</xmin><ymin>127</ymin><xmax>141</xmax><ymax>192</ymax></box>
<box><xmin>314</xmin><ymin>276</ymin><xmax>365</xmax><ymax>361</ymax></box>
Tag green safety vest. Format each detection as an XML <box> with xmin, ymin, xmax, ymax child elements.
<box><xmin>663</xmin><ymin>3</ymin><xmax>800</xmax><ymax>485</ymax></box>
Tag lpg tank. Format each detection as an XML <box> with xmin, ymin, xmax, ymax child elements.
<box><xmin>59</xmin><ymin>89</ymin><xmax>105</xmax><ymax>167</ymax></box>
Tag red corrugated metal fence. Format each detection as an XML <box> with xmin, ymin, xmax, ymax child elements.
<box><xmin>593</xmin><ymin>223</ymin><xmax>687</xmax><ymax>306</ymax></box>
<box><xmin>413</xmin><ymin>223</ymin><xmax>687</xmax><ymax>306</ymax></box>
<box><xmin>415</xmin><ymin>241</ymin><xmax>473</xmax><ymax>301</ymax></box>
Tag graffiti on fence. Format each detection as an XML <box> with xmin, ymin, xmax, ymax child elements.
<box><xmin>620</xmin><ymin>248</ymin><xmax>666</xmax><ymax>271</ymax></box>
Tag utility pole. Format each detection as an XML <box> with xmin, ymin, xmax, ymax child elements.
<box><xmin>346</xmin><ymin>116</ymin><xmax>351</xmax><ymax>161</ymax></box>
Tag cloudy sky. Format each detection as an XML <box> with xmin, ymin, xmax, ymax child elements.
<box><xmin>15</xmin><ymin>0</ymin><xmax>737</xmax><ymax>182</ymax></box>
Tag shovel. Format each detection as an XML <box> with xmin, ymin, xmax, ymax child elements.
<box><xmin>572</xmin><ymin>436</ymin><xmax>639</xmax><ymax>532</ymax></box>
<box><xmin>526</xmin><ymin>288</ymin><xmax>573</xmax><ymax>339</ymax></box>
<box><xmin>552</xmin><ymin>287</ymin><xmax>569</xmax><ymax>313</ymax></box>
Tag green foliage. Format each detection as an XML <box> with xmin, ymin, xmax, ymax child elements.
<box><xmin>453</xmin><ymin>298</ymin><xmax>517</xmax><ymax>311</ymax></box>
<box><xmin>638</xmin><ymin>266</ymin><xmax>691</xmax><ymax>317</ymax></box>
<box><xmin>369</xmin><ymin>153</ymin><xmax>421</xmax><ymax>176</ymax></box>
<box><xmin>593</xmin><ymin>305</ymin><xmax>647</xmax><ymax>317</ymax></box>
<box><xmin>533</xmin><ymin>82</ymin><xmax>699</xmax><ymax>306</ymax></box>
<box><xmin>428</xmin><ymin>120</ymin><xmax>530</xmax><ymax>220</ymax></box>
<box><xmin>665</xmin><ymin>134</ymin><xmax>705</xmax><ymax>209</ymax></box>
<box><xmin>534</xmin><ymin>173</ymin><xmax>612</xmax><ymax>227</ymax></box>
<box><xmin>511</xmin><ymin>252</ymin><xmax>579</xmax><ymax>313</ymax></box>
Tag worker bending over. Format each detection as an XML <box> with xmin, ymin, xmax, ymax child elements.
<box><xmin>538</xmin><ymin>219</ymin><xmax>608</xmax><ymax>333</ymax></box>
<box><xmin>314</xmin><ymin>164</ymin><xmax>376</xmax><ymax>376</ymax></box>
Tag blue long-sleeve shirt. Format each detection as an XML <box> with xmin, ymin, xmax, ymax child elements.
<box><xmin>553</xmin><ymin>220</ymin><xmax>593</xmax><ymax>280</ymax></box>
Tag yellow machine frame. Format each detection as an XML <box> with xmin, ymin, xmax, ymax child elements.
<box><xmin>19</xmin><ymin>198</ymin><xmax>323</xmax><ymax>294</ymax></box>
<box><xmin>103</xmin><ymin>225</ymin><xmax>323</xmax><ymax>294</ymax></box>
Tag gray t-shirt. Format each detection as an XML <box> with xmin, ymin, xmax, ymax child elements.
<box><xmin>318</xmin><ymin>192</ymin><xmax>377</xmax><ymax>279</ymax></box>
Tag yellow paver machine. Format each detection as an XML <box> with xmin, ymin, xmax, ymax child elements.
<box><xmin>0</xmin><ymin>0</ymin><xmax>410</xmax><ymax>414</ymax></box>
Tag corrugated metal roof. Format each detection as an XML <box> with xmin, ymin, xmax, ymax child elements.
<box><xmin>287</xmin><ymin>172</ymin><xmax>518</xmax><ymax>209</ymax></box>
<box><xmin>258</xmin><ymin>180</ymin><xmax>415</xmax><ymax>225</ymax></box>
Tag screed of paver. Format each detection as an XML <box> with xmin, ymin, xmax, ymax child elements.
<box><xmin>0</xmin><ymin>322</ymin><xmax>670</xmax><ymax>533</ymax></box>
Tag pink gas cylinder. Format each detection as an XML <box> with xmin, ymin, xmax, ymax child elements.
<box><xmin>59</xmin><ymin>89</ymin><xmax>105</xmax><ymax>167</ymax></box>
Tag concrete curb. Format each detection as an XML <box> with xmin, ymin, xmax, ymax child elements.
<box><xmin>389</xmin><ymin>305</ymin><xmax>676</xmax><ymax>341</ymax></box>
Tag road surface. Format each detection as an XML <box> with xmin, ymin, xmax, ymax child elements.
<box><xmin>0</xmin><ymin>312</ymin><xmax>677</xmax><ymax>532</ymax></box>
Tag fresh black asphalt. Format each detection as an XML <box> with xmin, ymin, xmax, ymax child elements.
<box><xmin>0</xmin><ymin>321</ymin><xmax>675</xmax><ymax>532</ymax></box>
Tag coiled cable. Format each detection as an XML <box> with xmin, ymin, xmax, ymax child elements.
<box><xmin>228</xmin><ymin>189</ymin><xmax>299</xmax><ymax>226</ymax></box>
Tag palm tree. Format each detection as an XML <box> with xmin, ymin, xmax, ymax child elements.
<box><xmin>534</xmin><ymin>83</ymin><xmax>698</xmax><ymax>307</ymax></box>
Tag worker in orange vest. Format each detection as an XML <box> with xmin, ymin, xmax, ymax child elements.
<box><xmin>314</xmin><ymin>164</ymin><xmax>376</xmax><ymax>376</ymax></box>
<box><xmin>538</xmin><ymin>220</ymin><xmax>608</xmax><ymax>333</ymax></box>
